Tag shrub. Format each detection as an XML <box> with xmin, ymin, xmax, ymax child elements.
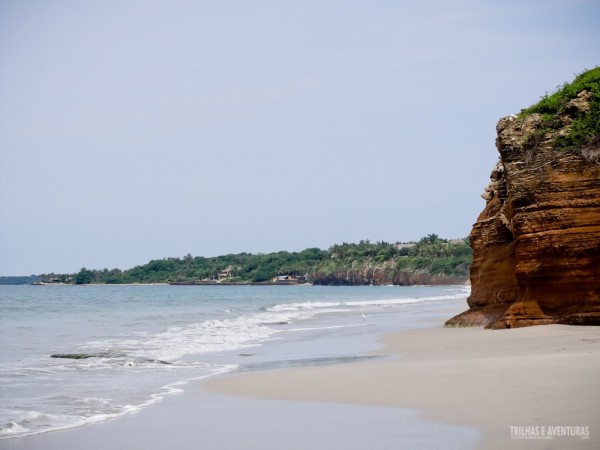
<box><xmin>519</xmin><ymin>67</ymin><xmax>600</xmax><ymax>150</ymax></box>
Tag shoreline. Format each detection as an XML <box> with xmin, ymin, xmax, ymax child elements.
<box><xmin>24</xmin><ymin>281</ymin><xmax>468</xmax><ymax>287</ymax></box>
<box><xmin>2</xmin><ymin>295</ymin><xmax>481</xmax><ymax>450</ymax></box>
<box><xmin>4</xmin><ymin>292</ymin><xmax>598</xmax><ymax>449</ymax></box>
<box><xmin>205</xmin><ymin>323</ymin><xmax>600</xmax><ymax>449</ymax></box>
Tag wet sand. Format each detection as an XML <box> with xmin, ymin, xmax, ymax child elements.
<box><xmin>206</xmin><ymin>324</ymin><xmax>600</xmax><ymax>449</ymax></box>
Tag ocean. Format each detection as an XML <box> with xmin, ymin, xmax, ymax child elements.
<box><xmin>0</xmin><ymin>284</ymin><xmax>470</xmax><ymax>441</ymax></box>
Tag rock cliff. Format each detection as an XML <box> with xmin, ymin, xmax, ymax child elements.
<box><xmin>446</xmin><ymin>69</ymin><xmax>600</xmax><ymax>328</ymax></box>
<box><xmin>311</xmin><ymin>269</ymin><xmax>466</xmax><ymax>286</ymax></box>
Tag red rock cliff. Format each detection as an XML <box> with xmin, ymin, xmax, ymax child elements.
<box><xmin>446</xmin><ymin>84</ymin><xmax>600</xmax><ymax>329</ymax></box>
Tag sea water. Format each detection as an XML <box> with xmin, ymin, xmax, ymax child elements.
<box><xmin>0</xmin><ymin>284</ymin><xmax>470</xmax><ymax>440</ymax></box>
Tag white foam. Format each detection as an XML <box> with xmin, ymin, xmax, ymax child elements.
<box><xmin>78</xmin><ymin>305</ymin><xmax>343</xmax><ymax>363</ymax></box>
<box><xmin>0</xmin><ymin>284</ymin><xmax>471</xmax><ymax>440</ymax></box>
<box><xmin>269</xmin><ymin>290</ymin><xmax>469</xmax><ymax>313</ymax></box>
<box><xmin>0</xmin><ymin>421</ymin><xmax>28</xmax><ymax>436</ymax></box>
<box><xmin>0</xmin><ymin>364</ymin><xmax>237</xmax><ymax>440</ymax></box>
<box><xmin>345</xmin><ymin>293</ymin><xmax>466</xmax><ymax>307</ymax></box>
<box><xmin>268</xmin><ymin>301</ymin><xmax>343</xmax><ymax>312</ymax></box>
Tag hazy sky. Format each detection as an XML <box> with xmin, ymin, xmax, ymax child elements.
<box><xmin>1</xmin><ymin>0</ymin><xmax>598</xmax><ymax>275</ymax></box>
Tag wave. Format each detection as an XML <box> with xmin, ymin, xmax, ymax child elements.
<box><xmin>268</xmin><ymin>289</ymin><xmax>470</xmax><ymax>313</ymax></box>
<box><xmin>0</xmin><ymin>285</ymin><xmax>470</xmax><ymax>440</ymax></box>
<box><xmin>0</xmin><ymin>365</ymin><xmax>234</xmax><ymax>440</ymax></box>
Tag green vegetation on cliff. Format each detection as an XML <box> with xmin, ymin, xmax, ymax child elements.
<box><xmin>318</xmin><ymin>235</ymin><xmax>471</xmax><ymax>279</ymax></box>
<box><xmin>519</xmin><ymin>67</ymin><xmax>600</xmax><ymax>152</ymax></box>
<box><xmin>37</xmin><ymin>235</ymin><xmax>472</xmax><ymax>286</ymax></box>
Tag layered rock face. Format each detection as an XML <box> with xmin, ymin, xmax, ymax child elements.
<box><xmin>446</xmin><ymin>91</ymin><xmax>600</xmax><ymax>328</ymax></box>
<box><xmin>311</xmin><ymin>269</ymin><xmax>466</xmax><ymax>286</ymax></box>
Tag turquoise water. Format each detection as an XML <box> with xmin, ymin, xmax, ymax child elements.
<box><xmin>0</xmin><ymin>284</ymin><xmax>469</xmax><ymax>439</ymax></box>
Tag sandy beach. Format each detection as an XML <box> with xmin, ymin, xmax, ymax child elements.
<box><xmin>206</xmin><ymin>323</ymin><xmax>600</xmax><ymax>449</ymax></box>
<box><xmin>3</xmin><ymin>295</ymin><xmax>598</xmax><ymax>450</ymax></box>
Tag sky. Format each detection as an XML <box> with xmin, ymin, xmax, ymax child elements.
<box><xmin>0</xmin><ymin>0</ymin><xmax>599</xmax><ymax>276</ymax></box>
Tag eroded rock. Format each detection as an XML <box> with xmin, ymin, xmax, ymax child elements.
<box><xmin>446</xmin><ymin>93</ymin><xmax>600</xmax><ymax>329</ymax></box>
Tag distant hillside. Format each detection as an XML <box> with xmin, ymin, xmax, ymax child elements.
<box><xmin>0</xmin><ymin>276</ymin><xmax>40</xmax><ymax>285</ymax></box>
<box><xmin>38</xmin><ymin>235</ymin><xmax>471</xmax><ymax>286</ymax></box>
<box><xmin>312</xmin><ymin>235</ymin><xmax>471</xmax><ymax>286</ymax></box>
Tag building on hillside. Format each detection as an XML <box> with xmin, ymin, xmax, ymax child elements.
<box><xmin>273</xmin><ymin>274</ymin><xmax>306</xmax><ymax>285</ymax></box>
<box><xmin>218</xmin><ymin>266</ymin><xmax>234</xmax><ymax>281</ymax></box>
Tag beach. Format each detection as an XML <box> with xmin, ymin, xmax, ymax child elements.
<box><xmin>207</xmin><ymin>323</ymin><xmax>600</xmax><ymax>449</ymax></box>
<box><xmin>7</xmin><ymin>326</ymin><xmax>599</xmax><ymax>450</ymax></box>
<box><xmin>1</xmin><ymin>286</ymin><xmax>598</xmax><ymax>449</ymax></box>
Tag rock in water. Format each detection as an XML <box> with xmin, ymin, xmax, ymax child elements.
<box><xmin>446</xmin><ymin>69</ymin><xmax>600</xmax><ymax>329</ymax></box>
<box><xmin>51</xmin><ymin>353</ymin><xmax>99</xmax><ymax>359</ymax></box>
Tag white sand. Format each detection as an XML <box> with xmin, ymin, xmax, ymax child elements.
<box><xmin>206</xmin><ymin>324</ymin><xmax>600</xmax><ymax>449</ymax></box>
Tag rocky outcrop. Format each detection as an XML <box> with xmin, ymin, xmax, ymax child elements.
<box><xmin>446</xmin><ymin>89</ymin><xmax>600</xmax><ymax>328</ymax></box>
<box><xmin>311</xmin><ymin>269</ymin><xmax>467</xmax><ymax>286</ymax></box>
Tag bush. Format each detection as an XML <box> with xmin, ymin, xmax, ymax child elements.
<box><xmin>520</xmin><ymin>67</ymin><xmax>600</xmax><ymax>150</ymax></box>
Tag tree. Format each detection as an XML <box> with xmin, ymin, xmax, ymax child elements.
<box><xmin>74</xmin><ymin>268</ymin><xmax>93</xmax><ymax>285</ymax></box>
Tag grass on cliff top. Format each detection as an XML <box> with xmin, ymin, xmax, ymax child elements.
<box><xmin>519</xmin><ymin>67</ymin><xmax>600</xmax><ymax>151</ymax></box>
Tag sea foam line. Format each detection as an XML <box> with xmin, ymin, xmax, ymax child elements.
<box><xmin>268</xmin><ymin>290</ymin><xmax>469</xmax><ymax>312</ymax></box>
<box><xmin>0</xmin><ymin>364</ymin><xmax>236</xmax><ymax>440</ymax></box>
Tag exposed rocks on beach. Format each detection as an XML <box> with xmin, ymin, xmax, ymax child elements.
<box><xmin>446</xmin><ymin>72</ymin><xmax>600</xmax><ymax>329</ymax></box>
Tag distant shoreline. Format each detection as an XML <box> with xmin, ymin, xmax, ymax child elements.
<box><xmin>168</xmin><ymin>281</ymin><xmax>311</xmax><ymax>286</ymax></box>
<box><xmin>24</xmin><ymin>281</ymin><xmax>469</xmax><ymax>287</ymax></box>
<box><xmin>26</xmin><ymin>282</ymin><xmax>310</xmax><ymax>287</ymax></box>
<box><xmin>29</xmin><ymin>282</ymin><xmax>170</xmax><ymax>287</ymax></box>
<box><xmin>22</xmin><ymin>236</ymin><xmax>471</xmax><ymax>287</ymax></box>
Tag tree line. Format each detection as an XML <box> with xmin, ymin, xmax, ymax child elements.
<box><xmin>37</xmin><ymin>235</ymin><xmax>472</xmax><ymax>285</ymax></box>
